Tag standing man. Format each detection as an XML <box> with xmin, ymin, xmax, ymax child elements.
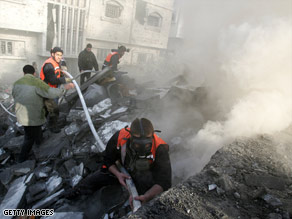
<box><xmin>102</xmin><ymin>45</ymin><xmax>128</xmax><ymax>71</ymax></box>
<box><xmin>12</xmin><ymin>65</ymin><xmax>73</xmax><ymax>162</ymax></box>
<box><xmin>40</xmin><ymin>46</ymin><xmax>74</xmax><ymax>133</ymax></box>
<box><xmin>65</xmin><ymin>118</ymin><xmax>172</xmax><ymax>209</ymax></box>
<box><xmin>78</xmin><ymin>43</ymin><xmax>99</xmax><ymax>85</ymax></box>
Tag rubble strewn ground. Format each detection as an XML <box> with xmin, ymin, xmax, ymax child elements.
<box><xmin>128</xmin><ymin>129</ymin><xmax>292</xmax><ymax>219</ymax></box>
<box><xmin>0</xmin><ymin>73</ymin><xmax>291</xmax><ymax>219</ymax></box>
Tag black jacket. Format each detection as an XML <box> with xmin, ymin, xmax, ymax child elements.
<box><xmin>42</xmin><ymin>63</ymin><xmax>66</xmax><ymax>85</ymax></box>
<box><xmin>78</xmin><ymin>49</ymin><xmax>99</xmax><ymax>71</ymax></box>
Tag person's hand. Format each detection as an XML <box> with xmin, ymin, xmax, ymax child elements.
<box><xmin>64</xmin><ymin>83</ymin><xmax>75</xmax><ymax>90</ymax></box>
<box><xmin>65</xmin><ymin>78</ymin><xmax>72</xmax><ymax>83</ymax></box>
<box><xmin>129</xmin><ymin>195</ymin><xmax>146</xmax><ymax>210</ymax></box>
<box><xmin>116</xmin><ymin>172</ymin><xmax>130</xmax><ymax>188</ymax></box>
<box><xmin>134</xmin><ymin>195</ymin><xmax>148</xmax><ymax>203</ymax></box>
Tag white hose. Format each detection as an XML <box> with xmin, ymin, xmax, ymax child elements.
<box><xmin>116</xmin><ymin>161</ymin><xmax>142</xmax><ymax>212</ymax></box>
<box><xmin>0</xmin><ymin>102</ymin><xmax>16</xmax><ymax>117</ymax></box>
<box><xmin>62</xmin><ymin>70</ymin><xmax>106</xmax><ymax>151</ymax></box>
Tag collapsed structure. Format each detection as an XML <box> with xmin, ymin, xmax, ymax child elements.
<box><xmin>0</xmin><ymin>69</ymin><xmax>204</xmax><ymax>218</ymax></box>
<box><xmin>0</xmin><ymin>69</ymin><xmax>291</xmax><ymax>219</ymax></box>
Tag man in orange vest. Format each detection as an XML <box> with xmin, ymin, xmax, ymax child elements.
<box><xmin>102</xmin><ymin>45</ymin><xmax>128</xmax><ymax>71</ymax></box>
<box><xmin>40</xmin><ymin>47</ymin><xmax>74</xmax><ymax>133</ymax></box>
<box><xmin>65</xmin><ymin>118</ymin><xmax>172</xmax><ymax>208</ymax></box>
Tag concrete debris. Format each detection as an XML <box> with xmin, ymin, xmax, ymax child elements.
<box><xmin>0</xmin><ymin>175</ymin><xmax>33</xmax><ymax>218</ymax></box>
<box><xmin>34</xmin><ymin>166</ymin><xmax>52</xmax><ymax>179</ymax></box>
<box><xmin>65</xmin><ymin>122</ymin><xmax>81</xmax><ymax>136</ymax></box>
<box><xmin>33</xmin><ymin>132</ymin><xmax>69</xmax><ymax>160</ymax></box>
<box><xmin>216</xmin><ymin>187</ymin><xmax>225</xmax><ymax>195</ymax></box>
<box><xmin>262</xmin><ymin>194</ymin><xmax>283</xmax><ymax>207</ymax></box>
<box><xmin>0</xmin><ymin>148</ymin><xmax>5</xmax><ymax>156</ymax></box>
<box><xmin>3</xmin><ymin>135</ymin><xmax>24</xmax><ymax>152</ymax></box>
<box><xmin>208</xmin><ymin>184</ymin><xmax>217</xmax><ymax>191</ymax></box>
<box><xmin>234</xmin><ymin>192</ymin><xmax>241</xmax><ymax>199</ymax></box>
<box><xmin>244</xmin><ymin>174</ymin><xmax>286</xmax><ymax>190</ymax></box>
<box><xmin>11</xmin><ymin>160</ymin><xmax>35</xmax><ymax>176</ymax></box>
<box><xmin>97</xmin><ymin>120</ymin><xmax>130</xmax><ymax>145</ymax></box>
<box><xmin>112</xmin><ymin>106</ymin><xmax>128</xmax><ymax>114</ymax></box>
<box><xmin>71</xmin><ymin>175</ymin><xmax>83</xmax><ymax>187</ymax></box>
<box><xmin>26</xmin><ymin>190</ymin><xmax>48</xmax><ymax>205</ymax></box>
<box><xmin>67</xmin><ymin>109</ymin><xmax>84</xmax><ymax>122</ymax></box>
<box><xmin>0</xmin><ymin>155</ymin><xmax>10</xmax><ymax>165</ymax></box>
<box><xmin>75</xmin><ymin>84</ymin><xmax>108</xmax><ymax>108</ymax></box>
<box><xmin>92</xmin><ymin>98</ymin><xmax>112</xmax><ymax>115</ymax></box>
<box><xmin>32</xmin><ymin>189</ymin><xmax>64</xmax><ymax>209</ymax></box>
<box><xmin>0</xmin><ymin>168</ymin><xmax>13</xmax><ymax>185</ymax></box>
<box><xmin>100</xmin><ymin>109</ymin><xmax>111</xmax><ymax>119</ymax></box>
<box><xmin>267</xmin><ymin>213</ymin><xmax>283</xmax><ymax>219</ymax></box>
<box><xmin>1</xmin><ymin>72</ymin><xmax>291</xmax><ymax>219</ymax></box>
<box><xmin>28</xmin><ymin>182</ymin><xmax>46</xmax><ymax>196</ymax></box>
<box><xmin>46</xmin><ymin>175</ymin><xmax>63</xmax><ymax>195</ymax></box>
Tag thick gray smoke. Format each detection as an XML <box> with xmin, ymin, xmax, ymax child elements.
<box><xmin>161</xmin><ymin>0</ymin><xmax>292</xmax><ymax>180</ymax></box>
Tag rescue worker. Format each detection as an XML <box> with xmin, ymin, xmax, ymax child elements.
<box><xmin>12</xmin><ymin>65</ymin><xmax>73</xmax><ymax>162</ymax></box>
<box><xmin>65</xmin><ymin>118</ymin><xmax>171</xmax><ymax>208</ymax></box>
<box><xmin>78</xmin><ymin>43</ymin><xmax>99</xmax><ymax>85</ymax></box>
<box><xmin>40</xmin><ymin>47</ymin><xmax>74</xmax><ymax>133</ymax></box>
<box><xmin>102</xmin><ymin>45</ymin><xmax>128</xmax><ymax>71</ymax></box>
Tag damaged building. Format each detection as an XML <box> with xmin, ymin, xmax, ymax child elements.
<box><xmin>0</xmin><ymin>0</ymin><xmax>174</xmax><ymax>84</ymax></box>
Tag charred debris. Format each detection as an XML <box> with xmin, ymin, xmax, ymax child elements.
<box><xmin>0</xmin><ymin>69</ymin><xmax>205</xmax><ymax>218</ymax></box>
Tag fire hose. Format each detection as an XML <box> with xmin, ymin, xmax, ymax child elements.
<box><xmin>0</xmin><ymin>101</ymin><xmax>16</xmax><ymax>117</ymax></box>
<box><xmin>58</xmin><ymin>70</ymin><xmax>99</xmax><ymax>105</ymax></box>
<box><xmin>62</xmin><ymin>70</ymin><xmax>105</xmax><ymax>151</ymax></box>
<box><xmin>1</xmin><ymin>70</ymin><xmax>106</xmax><ymax>151</ymax></box>
<box><xmin>116</xmin><ymin>161</ymin><xmax>142</xmax><ymax>212</ymax></box>
<box><xmin>63</xmin><ymin>70</ymin><xmax>142</xmax><ymax>212</ymax></box>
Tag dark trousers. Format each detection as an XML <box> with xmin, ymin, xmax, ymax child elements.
<box><xmin>74</xmin><ymin>169</ymin><xmax>154</xmax><ymax>196</ymax></box>
<box><xmin>18</xmin><ymin>126</ymin><xmax>42</xmax><ymax>162</ymax></box>
<box><xmin>80</xmin><ymin>72</ymin><xmax>91</xmax><ymax>85</ymax></box>
<box><xmin>75</xmin><ymin>169</ymin><xmax>120</xmax><ymax>195</ymax></box>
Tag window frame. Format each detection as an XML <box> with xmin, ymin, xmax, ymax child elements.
<box><xmin>147</xmin><ymin>12</ymin><xmax>162</xmax><ymax>28</ymax></box>
<box><xmin>101</xmin><ymin>0</ymin><xmax>123</xmax><ymax>24</ymax></box>
<box><xmin>105</xmin><ymin>3</ymin><xmax>121</xmax><ymax>18</ymax></box>
<box><xmin>0</xmin><ymin>40</ymin><xmax>13</xmax><ymax>56</ymax></box>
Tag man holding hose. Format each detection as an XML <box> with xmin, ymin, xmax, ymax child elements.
<box><xmin>65</xmin><ymin>118</ymin><xmax>172</xmax><ymax>208</ymax></box>
<box><xmin>12</xmin><ymin>65</ymin><xmax>73</xmax><ymax>162</ymax></box>
<box><xmin>40</xmin><ymin>47</ymin><xmax>74</xmax><ymax>133</ymax></box>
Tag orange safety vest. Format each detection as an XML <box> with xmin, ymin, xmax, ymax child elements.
<box><xmin>103</xmin><ymin>51</ymin><xmax>119</xmax><ymax>67</ymax></box>
<box><xmin>40</xmin><ymin>57</ymin><xmax>62</xmax><ymax>88</ymax></box>
<box><xmin>117</xmin><ymin>128</ymin><xmax>167</xmax><ymax>165</ymax></box>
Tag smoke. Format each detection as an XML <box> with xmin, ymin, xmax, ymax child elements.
<box><xmin>168</xmin><ymin>0</ymin><xmax>292</xmax><ymax>179</ymax></box>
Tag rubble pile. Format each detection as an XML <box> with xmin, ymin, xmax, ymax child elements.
<box><xmin>1</xmin><ymin>73</ymin><xmax>205</xmax><ymax>218</ymax></box>
<box><xmin>129</xmin><ymin>130</ymin><xmax>292</xmax><ymax>219</ymax></box>
<box><xmin>1</xmin><ymin>72</ymin><xmax>291</xmax><ymax>219</ymax></box>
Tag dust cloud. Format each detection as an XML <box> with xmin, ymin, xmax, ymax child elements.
<box><xmin>144</xmin><ymin>0</ymin><xmax>292</xmax><ymax>180</ymax></box>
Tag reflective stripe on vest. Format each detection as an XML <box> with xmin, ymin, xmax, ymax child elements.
<box><xmin>117</xmin><ymin>128</ymin><xmax>167</xmax><ymax>165</ymax></box>
<box><xmin>40</xmin><ymin>57</ymin><xmax>62</xmax><ymax>88</ymax></box>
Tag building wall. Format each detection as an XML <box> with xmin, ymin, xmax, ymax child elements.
<box><xmin>0</xmin><ymin>0</ymin><xmax>45</xmax><ymax>33</ymax></box>
<box><xmin>131</xmin><ymin>1</ymin><xmax>172</xmax><ymax>49</ymax></box>
<box><xmin>167</xmin><ymin>0</ymin><xmax>184</xmax><ymax>54</ymax></box>
<box><xmin>0</xmin><ymin>29</ymin><xmax>41</xmax><ymax>84</ymax></box>
<box><xmin>87</xmin><ymin>0</ymin><xmax>173</xmax><ymax>68</ymax></box>
<box><xmin>0</xmin><ymin>0</ymin><xmax>174</xmax><ymax>84</ymax></box>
